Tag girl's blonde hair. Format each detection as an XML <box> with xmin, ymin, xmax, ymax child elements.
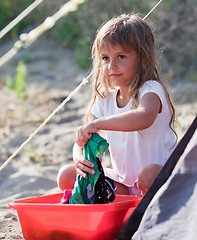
<box><xmin>86</xmin><ymin>13</ymin><xmax>176</xmax><ymax>136</ymax></box>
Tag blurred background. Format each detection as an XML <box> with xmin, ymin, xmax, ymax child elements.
<box><xmin>0</xmin><ymin>0</ymin><xmax>197</xmax><ymax>77</ymax></box>
<box><xmin>0</xmin><ymin>1</ymin><xmax>196</xmax><ymax>238</ymax></box>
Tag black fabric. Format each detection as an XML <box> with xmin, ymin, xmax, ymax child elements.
<box><xmin>116</xmin><ymin>116</ymin><xmax>197</xmax><ymax>240</ymax></box>
<box><xmin>89</xmin><ymin>157</ymin><xmax>116</xmax><ymax>204</ymax></box>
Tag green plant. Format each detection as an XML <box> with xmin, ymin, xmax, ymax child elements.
<box><xmin>15</xmin><ymin>61</ymin><xmax>27</xmax><ymax>98</ymax></box>
<box><xmin>186</xmin><ymin>71</ymin><xmax>197</xmax><ymax>82</ymax></box>
<box><xmin>5</xmin><ymin>75</ymin><xmax>15</xmax><ymax>90</ymax></box>
<box><xmin>164</xmin><ymin>0</ymin><xmax>182</xmax><ymax>9</ymax></box>
<box><xmin>25</xmin><ymin>146</ymin><xmax>44</xmax><ymax>164</ymax></box>
<box><xmin>75</xmin><ymin>38</ymin><xmax>92</xmax><ymax>69</ymax></box>
<box><xmin>23</xmin><ymin>50</ymin><xmax>31</xmax><ymax>63</ymax></box>
<box><xmin>5</xmin><ymin>61</ymin><xmax>27</xmax><ymax>99</ymax></box>
<box><xmin>0</xmin><ymin>0</ymin><xmax>35</xmax><ymax>38</ymax></box>
<box><xmin>53</xmin><ymin>0</ymin><xmax>152</xmax><ymax>69</ymax></box>
<box><xmin>54</xmin><ymin>14</ymin><xmax>81</xmax><ymax>47</ymax></box>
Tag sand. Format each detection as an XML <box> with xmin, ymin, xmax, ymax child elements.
<box><xmin>0</xmin><ymin>35</ymin><xmax>196</xmax><ymax>239</ymax></box>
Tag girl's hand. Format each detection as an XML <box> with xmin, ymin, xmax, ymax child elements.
<box><xmin>74</xmin><ymin>156</ymin><xmax>95</xmax><ymax>178</ymax></box>
<box><xmin>73</xmin><ymin>143</ymin><xmax>95</xmax><ymax>178</ymax></box>
<box><xmin>76</xmin><ymin>121</ymin><xmax>98</xmax><ymax>147</ymax></box>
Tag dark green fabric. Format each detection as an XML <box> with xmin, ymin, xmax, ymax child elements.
<box><xmin>69</xmin><ymin>133</ymin><xmax>109</xmax><ymax>204</ymax></box>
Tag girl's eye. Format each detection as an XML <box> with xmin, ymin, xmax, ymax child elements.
<box><xmin>102</xmin><ymin>56</ymin><xmax>109</xmax><ymax>61</ymax></box>
<box><xmin>118</xmin><ymin>55</ymin><xmax>126</xmax><ymax>59</ymax></box>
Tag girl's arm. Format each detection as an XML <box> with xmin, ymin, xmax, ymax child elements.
<box><xmin>76</xmin><ymin>92</ymin><xmax>161</xmax><ymax>147</ymax></box>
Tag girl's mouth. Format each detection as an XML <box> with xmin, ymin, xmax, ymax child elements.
<box><xmin>110</xmin><ymin>74</ymin><xmax>122</xmax><ymax>78</ymax></box>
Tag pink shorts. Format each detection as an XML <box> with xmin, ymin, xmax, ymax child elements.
<box><xmin>104</xmin><ymin>168</ymin><xmax>142</xmax><ymax>196</ymax></box>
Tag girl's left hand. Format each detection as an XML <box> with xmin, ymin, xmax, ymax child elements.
<box><xmin>76</xmin><ymin>121</ymin><xmax>98</xmax><ymax>147</ymax></box>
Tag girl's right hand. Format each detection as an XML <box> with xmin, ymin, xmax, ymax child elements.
<box><xmin>74</xmin><ymin>156</ymin><xmax>95</xmax><ymax>178</ymax></box>
<box><xmin>76</xmin><ymin>121</ymin><xmax>98</xmax><ymax>147</ymax></box>
<box><xmin>73</xmin><ymin>143</ymin><xmax>95</xmax><ymax>178</ymax></box>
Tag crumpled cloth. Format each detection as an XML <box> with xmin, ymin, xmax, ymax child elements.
<box><xmin>68</xmin><ymin>133</ymin><xmax>115</xmax><ymax>204</ymax></box>
<box><xmin>61</xmin><ymin>189</ymin><xmax>72</xmax><ymax>204</ymax></box>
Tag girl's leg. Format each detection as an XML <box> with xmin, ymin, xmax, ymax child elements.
<box><xmin>115</xmin><ymin>182</ymin><xmax>130</xmax><ymax>195</ymax></box>
<box><xmin>57</xmin><ymin>164</ymin><xmax>76</xmax><ymax>191</ymax></box>
<box><xmin>137</xmin><ymin>163</ymin><xmax>162</xmax><ymax>195</ymax></box>
<box><xmin>104</xmin><ymin>167</ymin><xmax>130</xmax><ymax>195</ymax></box>
<box><xmin>57</xmin><ymin>164</ymin><xmax>131</xmax><ymax>195</ymax></box>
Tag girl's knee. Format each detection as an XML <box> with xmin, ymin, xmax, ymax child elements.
<box><xmin>57</xmin><ymin>164</ymin><xmax>76</xmax><ymax>191</ymax></box>
<box><xmin>138</xmin><ymin>164</ymin><xmax>162</xmax><ymax>195</ymax></box>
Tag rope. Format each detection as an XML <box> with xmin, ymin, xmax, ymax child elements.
<box><xmin>0</xmin><ymin>0</ymin><xmax>164</xmax><ymax>171</ymax></box>
<box><xmin>0</xmin><ymin>0</ymin><xmax>86</xmax><ymax>68</ymax></box>
<box><xmin>0</xmin><ymin>71</ymin><xmax>93</xmax><ymax>172</ymax></box>
<box><xmin>0</xmin><ymin>0</ymin><xmax>44</xmax><ymax>40</ymax></box>
<box><xmin>143</xmin><ymin>0</ymin><xmax>163</xmax><ymax>20</ymax></box>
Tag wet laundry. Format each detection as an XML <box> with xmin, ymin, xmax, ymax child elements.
<box><xmin>68</xmin><ymin>133</ymin><xmax>116</xmax><ymax>204</ymax></box>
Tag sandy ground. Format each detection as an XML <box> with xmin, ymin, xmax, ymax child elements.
<box><xmin>0</xmin><ymin>35</ymin><xmax>196</xmax><ymax>239</ymax></box>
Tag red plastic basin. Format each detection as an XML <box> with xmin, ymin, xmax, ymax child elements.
<box><xmin>9</xmin><ymin>192</ymin><xmax>141</xmax><ymax>240</ymax></box>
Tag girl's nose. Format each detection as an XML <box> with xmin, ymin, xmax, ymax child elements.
<box><xmin>108</xmin><ymin>59</ymin><xmax>117</xmax><ymax>69</ymax></box>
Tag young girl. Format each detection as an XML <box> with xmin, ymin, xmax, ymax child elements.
<box><xmin>57</xmin><ymin>13</ymin><xmax>177</xmax><ymax>195</ymax></box>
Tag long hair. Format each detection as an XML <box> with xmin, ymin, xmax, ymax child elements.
<box><xmin>86</xmin><ymin>13</ymin><xmax>176</xmax><ymax>137</ymax></box>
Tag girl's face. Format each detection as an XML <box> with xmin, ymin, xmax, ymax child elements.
<box><xmin>101</xmin><ymin>43</ymin><xmax>138</xmax><ymax>89</ymax></box>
